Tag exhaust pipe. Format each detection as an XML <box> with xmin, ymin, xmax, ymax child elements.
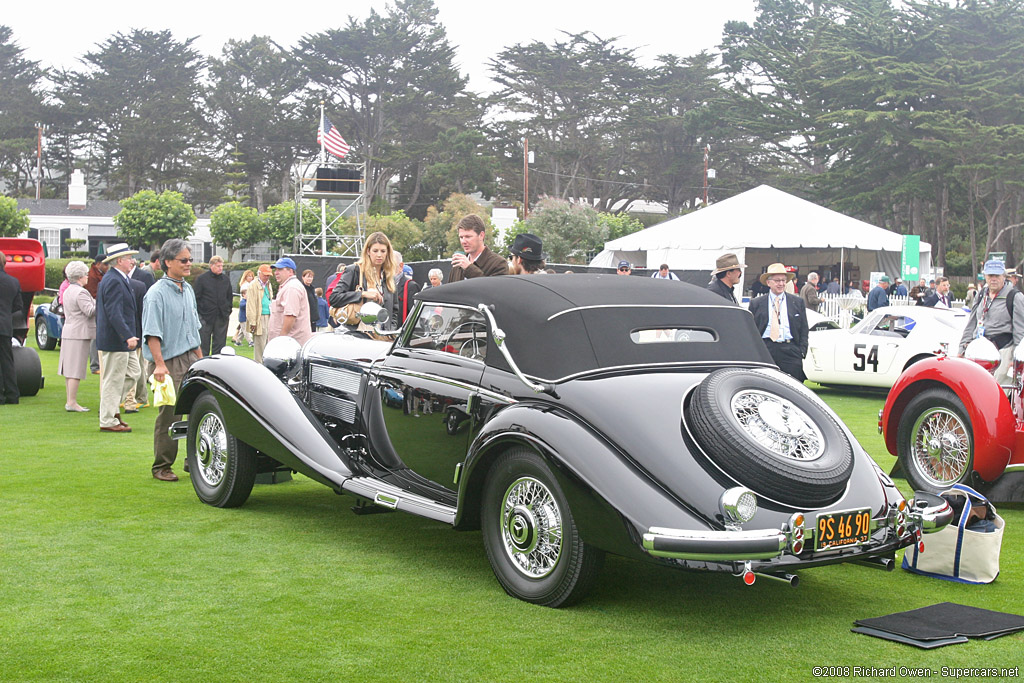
<box><xmin>854</xmin><ymin>555</ymin><xmax>895</xmax><ymax>571</ymax></box>
<box><xmin>754</xmin><ymin>572</ymin><xmax>800</xmax><ymax>587</ymax></box>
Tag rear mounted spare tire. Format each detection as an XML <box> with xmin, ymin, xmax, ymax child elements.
<box><xmin>687</xmin><ymin>368</ymin><xmax>854</xmax><ymax>507</ymax></box>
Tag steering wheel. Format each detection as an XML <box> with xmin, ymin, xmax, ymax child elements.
<box><xmin>445</xmin><ymin>322</ymin><xmax>487</xmax><ymax>360</ymax></box>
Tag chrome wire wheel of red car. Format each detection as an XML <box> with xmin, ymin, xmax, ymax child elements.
<box><xmin>687</xmin><ymin>368</ymin><xmax>854</xmax><ymax>507</ymax></box>
<box><xmin>897</xmin><ymin>387</ymin><xmax>973</xmax><ymax>493</ymax></box>
<box><xmin>186</xmin><ymin>391</ymin><xmax>257</xmax><ymax>508</ymax></box>
<box><xmin>481</xmin><ymin>448</ymin><xmax>603</xmax><ymax>607</ymax></box>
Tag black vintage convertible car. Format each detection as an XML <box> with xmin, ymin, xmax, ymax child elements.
<box><xmin>171</xmin><ymin>276</ymin><xmax>951</xmax><ymax>606</ymax></box>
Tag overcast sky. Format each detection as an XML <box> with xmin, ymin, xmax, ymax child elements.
<box><xmin>5</xmin><ymin>0</ymin><xmax>758</xmax><ymax>91</ymax></box>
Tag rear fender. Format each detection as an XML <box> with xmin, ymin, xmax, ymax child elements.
<box><xmin>882</xmin><ymin>355</ymin><xmax>1013</xmax><ymax>481</ymax></box>
<box><xmin>176</xmin><ymin>355</ymin><xmax>353</xmax><ymax>489</ymax></box>
<box><xmin>456</xmin><ymin>404</ymin><xmax>708</xmax><ymax>559</ymax></box>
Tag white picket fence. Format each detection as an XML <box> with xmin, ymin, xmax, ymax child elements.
<box><xmin>816</xmin><ymin>293</ymin><xmax>966</xmax><ymax>328</ymax></box>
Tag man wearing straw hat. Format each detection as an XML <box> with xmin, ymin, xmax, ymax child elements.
<box><xmin>749</xmin><ymin>263</ymin><xmax>808</xmax><ymax>381</ymax></box>
<box><xmin>706</xmin><ymin>253</ymin><xmax>746</xmax><ymax>305</ymax></box>
<box><xmin>95</xmin><ymin>243</ymin><xmax>142</xmax><ymax>432</ymax></box>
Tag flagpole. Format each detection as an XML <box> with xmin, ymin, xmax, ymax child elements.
<box><xmin>320</xmin><ymin>101</ymin><xmax>328</xmax><ymax>256</ymax></box>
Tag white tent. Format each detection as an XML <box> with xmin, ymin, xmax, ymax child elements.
<box><xmin>591</xmin><ymin>185</ymin><xmax>931</xmax><ymax>293</ymax></box>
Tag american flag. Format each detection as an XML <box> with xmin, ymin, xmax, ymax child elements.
<box><xmin>317</xmin><ymin>115</ymin><xmax>350</xmax><ymax>159</ymax></box>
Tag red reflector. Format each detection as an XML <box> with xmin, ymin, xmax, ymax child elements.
<box><xmin>897</xmin><ymin>526</ymin><xmax>906</xmax><ymax>537</ymax></box>
<box><xmin>743</xmin><ymin>571</ymin><xmax>756</xmax><ymax>586</ymax></box>
<box><xmin>792</xmin><ymin>541</ymin><xmax>804</xmax><ymax>555</ymax></box>
<box><xmin>919</xmin><ymin>541</ymin><xmax>925</xmax><ymax>553</ymax></box>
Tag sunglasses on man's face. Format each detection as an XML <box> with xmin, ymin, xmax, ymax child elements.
<box><xmin>618</xmin><ymin>267</ymin><xmax>630</xmax><ymax>272</ymax></box>
<box><xmin>176</xmin><ymin>257</ymin><xmax>194</xmax><ymax>263</ymax></box>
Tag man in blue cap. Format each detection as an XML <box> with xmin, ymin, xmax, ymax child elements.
<box><xmin>960</xmin><ymin>259</ymin><xmax>1024</xmax><ymax>386</ymax></box>
<box><xmin>269</xmin><ymin>257</ymin><xmax>312</xmax><ymax>346</ymax></box>
<box><xmin>867</xmin><ymin>275</ymin><xmax>890</xmax><ymax>312</ymax></box>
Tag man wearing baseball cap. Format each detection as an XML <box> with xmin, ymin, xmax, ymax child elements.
<box><xmin>960</xmin><ymin>259</ymin><xmax>1024</xmax><ymax>386</ymax></box>
<box><xmin>269</xmin><ymin>257</ymin><xmax>312</xmax><ymax>346</ymax></box>
<box><xmin>867</xmin><ymin>275</ymin><xmax>890</xmax><ymax>312</ymax></box>
<box><xmin>707</xmin><ymin>253</ymin><xmax>745</xmax><ymax>305</ymax></box>
<box><xmin>616</xmin><ymin>260</ymin><xmax>632</xmax><ymax>275</ymax></box>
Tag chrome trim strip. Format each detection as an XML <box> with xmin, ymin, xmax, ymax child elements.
<box><xmin>642</xmin><ymin>526</ymin><xmax>787</xmax><ymax>561</ymax></box>
<box><xmin>383</xmin><ymin>366</ymin><xmax>516</xmax><ymax>405</ymax></box>
<box><xmin>1004</xmin><ymin>463</ymin><xmax>1024</xmax><ymax>472</ymax></box>
<box><xmin>547</xmin><ymin>303</ymin><xmax>743</xmax><ymax>322</ymax></box>
<box><xmin>530</xmin><ymin>360</ymin><xmax>779</xmax><ymax>386</ymax></box>
<box><xmin>343</xmin><ymin>477</ymin><xmax>456</xmax><ymax>524</ymax></box>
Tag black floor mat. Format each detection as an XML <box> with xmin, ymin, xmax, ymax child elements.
<box><xmin>854</xmin><ymin>603</ymin><xmax>1024</xmax><ymax>648</ymax></box>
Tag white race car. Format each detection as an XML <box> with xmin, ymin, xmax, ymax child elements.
<box><xmin>803</xmin><ymin>305</ymin><xmax>969</xmax><ymax>388</ymax></box>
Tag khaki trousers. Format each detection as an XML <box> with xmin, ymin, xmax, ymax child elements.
<box><xmin>99</xmin><ymin>350</ymin><xmax>141</xmax><ymax>428</ymax></box>
<box><xmin>252</xmin><ymin>314</ymin><xmax>270</xmax><ymax>363</ymax></box>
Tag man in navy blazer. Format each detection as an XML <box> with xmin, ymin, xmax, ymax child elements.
<box><xmin>749</xmin><ymin>263</ymin><xmax>808</xmax><ymax>381</ymax></box>
<box><xmin>124</xmin><ymin>260</ymin><xmax>156</xmax><ymax>412</ymax></box>
<box><xmin>95</xmin><ymin>243</ymin><xmax>142</xmax><ymax>432</ymax></box>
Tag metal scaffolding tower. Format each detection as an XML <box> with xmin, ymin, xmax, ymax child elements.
<box><xmin>295</xmin><ymin>160</ymin><xmax>366</xmax><ymax>257</ymax></box>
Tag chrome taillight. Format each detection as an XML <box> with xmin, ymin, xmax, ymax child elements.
<box><xmin>964</xmin><ymin>337</ymin><xmax>1000</xmax><ymax>374</ymax></box>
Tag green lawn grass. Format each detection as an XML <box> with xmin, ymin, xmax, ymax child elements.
<box><xmin>2</xmin><ymin>340</ymin><xmax>1021</xmax><ymax>681</ymax></box>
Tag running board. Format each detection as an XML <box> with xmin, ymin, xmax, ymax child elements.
<box><xmin>342</xmin><ymin>477</ymin><xmax>456</xmax><ymax>525</ymax></box>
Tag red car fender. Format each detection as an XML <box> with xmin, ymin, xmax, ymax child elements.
<box><xmin>882</xmin><ymin>355</ymin><xmax>1013</xmax><ymax>482</ymax></box>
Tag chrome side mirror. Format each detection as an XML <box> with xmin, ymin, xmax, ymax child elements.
<box><xmin>358</xmin><ymin>301</ymin><xmax>389</xmax><ymax>325</ymax></box>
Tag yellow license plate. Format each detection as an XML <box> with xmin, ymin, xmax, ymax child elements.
<box><xmin>815</xmin><ymin>509</ymin><xmax>872</xmax><ymax>551</ymax></box>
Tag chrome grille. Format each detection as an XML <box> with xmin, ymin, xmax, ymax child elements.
<box><xmin>309</xmin><ymin>391</ymin><xmax>357</xmax><ymax>423</ymax></box>
<box><xmin>309</xmin><ymin>364</ymin><xmax>361</xmax><ymax>395</ymax></box>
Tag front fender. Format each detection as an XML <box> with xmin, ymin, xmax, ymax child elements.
<box><xmin>456</xmin><ymin>403</ymin><xmax>710</xmax><ymax>560</ymax></box>
<box><xmin>882</xmin><ymin>355</ymin><xmax>1013</xmax><ymax>481</ymax></box>
<box><xmin>176</xmin><ymin>355</ymin><xmax>353</xmax><ymax>489</ymax></box>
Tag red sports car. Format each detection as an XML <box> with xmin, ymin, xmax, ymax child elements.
<box><xmin>879</xmin><ymin>338</ymin><xmax>1024</xmax><ymax>502</ymax></box>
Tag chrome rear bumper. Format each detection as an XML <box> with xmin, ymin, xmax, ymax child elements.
<box><xmin>642</xmin><ymin>527</ymin><xmax>787</xmax><ymax>561</ymax></box>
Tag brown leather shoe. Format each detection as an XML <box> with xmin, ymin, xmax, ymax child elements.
<box><xmin>153</xmin><ymin>469</ymin><xmax>179</xmax><ymax>482</ymax></box>
<box><xmin>100</xmin><ymin>424</ymin><xmax>132</xmax><ymax>433</ymax></box>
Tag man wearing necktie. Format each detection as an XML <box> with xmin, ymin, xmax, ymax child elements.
<box><xmin>922</xmin><ymin>276</ymin><xmax>952</xmax><ymax>308</ymax></box>
<box><xmin>749</xmin><ymin>263</ymin><xmax>809</xmax><ymax>381</ymax></box>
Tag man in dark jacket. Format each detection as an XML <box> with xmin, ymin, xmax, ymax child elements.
<box><xmin>706</xmin><ymin>252</ymin><xmax>745</xmax><ymax>305</ymax></box>
<box><xmin>447</xmin><ymin>214</ymin><xmax>507</xmax><ymax>282</ymax></box>
<box><xmin>867</xmin><ymin>276</ymin><xmax>890</xmax><ymax>312</ymax></box>
<box><xmin>192</xmin><ymin>255</ymin><xmax>234</xmax><ymax>356</ymax></box>
<box><xmin>749</xmin><ymin>263</ymin><xmax>808</xmax><ymax>381</ymax></box>
<box><xmin>0</xmin><ymin>251</ymin><xmax>24</xmax><ymax>404</ymax></box>
<box><xmin>96</xmin><ymin>243</ymin><xmax>141</xmax><ymax>432</ymax></box>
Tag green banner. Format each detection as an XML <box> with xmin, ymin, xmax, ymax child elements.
<box><xmin>901</xmin><ymin>235</ymin><xmax>920</xmax><ymax>283</ymax></box>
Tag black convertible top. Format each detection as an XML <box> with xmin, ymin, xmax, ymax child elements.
<box><xmin>414</xmin><ymin>275</ymin><xmax>773</xmax><ymax>380</ymax></box>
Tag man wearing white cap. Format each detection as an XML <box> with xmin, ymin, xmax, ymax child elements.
<box><xmin>960</xmin><ymin>259</ymin><xmax>1024</xmax><ymax>386</ymax></box>
<box><xmin>95</xmin><ymin>243</ymin><xmax>141</xmax><ymax>432</ymax></box>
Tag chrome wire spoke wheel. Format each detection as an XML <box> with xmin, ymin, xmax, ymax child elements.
<box><xmin>195</xmin><ymin>412</ymin><xmax>229</xmax><ymax>487</ymax></box>
<box><xmin>730</xmin><ymin>389</ymin><xmax>825</xmax><ymax>461</ymax></box>
<box><xmin>910</xmin><ymin>407</ymin><xmax>970</xmax><ymax>487</ymax></box>
<box><xmin>500</xmin><ymin>476</ymin><xmax>563</xmax><ymax>579</ymax></box>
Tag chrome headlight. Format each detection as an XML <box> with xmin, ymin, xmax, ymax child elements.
<box><xmin>719</xmin><ymin>487</ymin><xmax>758</xmax><ymax>524</ymax></box>
<box><xmin>263</xmin><ymin>335</ymin><xmax>302</xmax><ymax>377</ymax></box>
